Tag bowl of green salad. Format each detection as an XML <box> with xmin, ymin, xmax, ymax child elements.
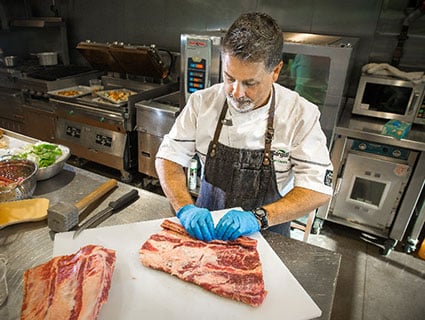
<box><xmin>10</xmin><ymin>142</ymin><xmax>71</xmax><ymax>181</ymax></box>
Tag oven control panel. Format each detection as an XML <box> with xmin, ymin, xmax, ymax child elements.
<box><xmin>181</xmin><ymin>33</ymin><xmax>223</xmax><ymax>104</ymax></box>
<box><xmin>66</xmin><ymin>125</ymin><xmax>81</xmax><ymax>138</ymax></box>
<box><xmin>96</xmin><ymin>134</ymin><xmax>112</xmax><ymax>147</ymax></box>
<box><xmin>56</xmin><ymin>118</ymin><xmax>126</xmax><ymax>157</ymax></box>
<box><xmin>183</xmin><ymin>37</ymin><xmax>212</xmax><ymax>99</ymax></box>
<box><xmin>186</xmin><ymin>57</ymin><xmax>206</xmax><ymax>93</ymax></box>
<box><xmin>351</xmin><ymin>140</ymin><xmax>409</xmax><ymax>160</ymax></box>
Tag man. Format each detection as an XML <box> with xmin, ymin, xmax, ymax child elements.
<box><xmin>156</xmin><ymin>12</ymin><xmax>333</xmax><ymax>242</ymax></box>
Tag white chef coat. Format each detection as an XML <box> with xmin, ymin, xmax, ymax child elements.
<box><xmin>157</xmin><ymin>82</ymin><xmax>333</xmax><ymax>196</ymax></box>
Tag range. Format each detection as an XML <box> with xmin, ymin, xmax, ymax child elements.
<box><xmin>49</xmin><ymin>41</ymin><xmax>178</xmax><ymax>182</ymax></box>
<box><xmin>0</xmin><ymin>61</ymin><xmax>102</xmax><ymax>138</ymax></box>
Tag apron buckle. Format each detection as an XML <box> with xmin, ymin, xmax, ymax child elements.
<box><xmin>265</xmin><ymin>128</ymin><xmax>274</xmax><ymax>143</ymax></box>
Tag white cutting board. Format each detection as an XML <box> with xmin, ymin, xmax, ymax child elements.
<box><xmin>53</xmin><ymin>212</ymin><xmax>321</xmax><ymax>320</ymax></box>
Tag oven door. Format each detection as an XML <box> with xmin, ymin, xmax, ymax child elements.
<box><xmin>331</xmin><ymin>153</ymin><xmax>412</xmax><ymax>234</ymax></box>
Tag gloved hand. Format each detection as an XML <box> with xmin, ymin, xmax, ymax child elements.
<box><xmin>215</xmin><ymin>209</ymin><xmax>260</xmax><ymax>241</ymax></box>
<box><xmin>176</xmin><ymin>204</ymin><xmax>216</xmax><ymax>242</ymax></box>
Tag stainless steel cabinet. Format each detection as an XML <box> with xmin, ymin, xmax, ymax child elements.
<box><xmin>0</xmin><ymin>87</ymin><xmax>24</xmax><ymax>132</ymax></box>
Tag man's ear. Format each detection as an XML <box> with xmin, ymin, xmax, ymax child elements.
<box><xmin>272</xmin><ymin>61</ymin><xmax>283</xmax><ymax>82</ymax></box>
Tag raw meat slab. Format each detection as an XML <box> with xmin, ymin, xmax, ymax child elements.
<box><xmin>53</xmin><ymin>212</ymin><xmax>321</xmax><ymax>320</ymax></box>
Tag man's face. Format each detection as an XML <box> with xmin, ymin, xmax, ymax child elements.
<box><xmin>222</xmin><ymin>53</ymin><xmax>283</xmax><ymax>113</ymax></box>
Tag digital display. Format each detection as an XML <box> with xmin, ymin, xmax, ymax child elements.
<box><xmin>96</xmin><ymin>134</ymin><xmax>112</xmax><ymax>147</ymax></box>
<box><xmin>187</xmin><ymin>57</ymin><xmax>206</xmax><ymax>93</ymax></box>
<box><xmin>66</xmin><ymin>126</ymin><xmax>81</xmax><ymax>138</ymax></box>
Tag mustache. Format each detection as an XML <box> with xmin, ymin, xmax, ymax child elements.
<box><xmin>228</xmin><ymin>94</ymin><xmax>253</xmax><ymax>105</ymax></box>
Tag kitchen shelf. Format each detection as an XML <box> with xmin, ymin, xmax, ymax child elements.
<box><xmin>10</xmin><ymin>17</ymin><xmax>65</xmax><ymax>28</ymax></box>
<box><xmin>8</xmin><ymin>17</ymin><xmax>69</xmax><ymax>65</ymax></box>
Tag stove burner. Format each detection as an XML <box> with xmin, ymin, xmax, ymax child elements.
<box><xmin>26</xmin><ymin>65</ymin><xmax>93</xmax><ymax>81</ymax></box>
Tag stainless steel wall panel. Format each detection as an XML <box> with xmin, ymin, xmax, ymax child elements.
<box><xmin>259</xmin><ymin>0</ymin><xmax>316</xmax><ymax>33</ymax></box>
<box><xmin>311</xmin><ymin>0</ymin><xmax>383</xmax><ymax>36</ymax></box>
<box><xmin>5</xmin><ymin>0</ymin><xmax>425</xmax><ymax>97</ymax></box>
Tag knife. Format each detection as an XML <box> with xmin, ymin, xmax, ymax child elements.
<box><xmin>73</xmin><ymin>189</ymin><xmax>139</xmax><ymax>239</ymax></box>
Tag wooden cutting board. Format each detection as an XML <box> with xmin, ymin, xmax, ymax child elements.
<box><xmin>53</xmin><ymin>213</ymin><xmax>321</xmax><ymax>320</ymax></box>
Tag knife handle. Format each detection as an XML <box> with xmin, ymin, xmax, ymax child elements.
<box><xmin>109</xmin><ymin>189</ymin><xmax>139</xmax><ymax>211</ymax></box>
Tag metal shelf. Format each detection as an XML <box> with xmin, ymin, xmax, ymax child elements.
<box><xmin>10</xmin><ymin>18</ymin><xmax>65</xmax><ymax>28</ymax></box>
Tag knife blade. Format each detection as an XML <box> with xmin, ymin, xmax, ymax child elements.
<box><xmin>73</xmin><ymin>189</ymin><xmax>139</xmax><ymax>239</ymax></box>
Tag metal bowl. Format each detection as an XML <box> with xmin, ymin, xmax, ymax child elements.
<box><xmin>0</xmin><ymin>159</ymin><xmax>38</xmax><ymax>202</ymax></box>
<box><xmin>4</xmin><ymin>55</ymin><xmax>18</xmax><ymax>67</ymax></box>
<box><xmin>36</xmin><ymin>144</ymin><xmax>71</xmax><ymax>181</ymax></box>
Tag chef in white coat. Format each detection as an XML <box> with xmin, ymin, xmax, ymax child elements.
<box><xmin>156</xmin><ymin>12</ymin><xmax>333</xmax><ymax>242</ymax></box>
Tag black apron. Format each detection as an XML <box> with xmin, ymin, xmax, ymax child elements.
<box><xmin>196</xmin><ymin>89</ymin><xmax>290</xmax><ymax>237</ymax></box>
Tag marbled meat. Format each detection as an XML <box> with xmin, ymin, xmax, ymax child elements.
<box><xmin>139</xmin><ymin>219</ymin><xmax>267</xmax><ymax>307</ymax></box>
<box><xmin>21</xmin><ymin>244</ymin><xmax>116</xmax><ymax>320</ymax></box>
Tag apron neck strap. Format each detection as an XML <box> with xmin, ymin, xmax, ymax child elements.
<box><xmin>209</xmin><ymin>87</ymin><xmax>276</xmax><ymax>164</ymax></box>
<box><xmin>209</xmin><ymin>99</ymin><xmax>229</xmax><ymax>157</ymax></box>
<box><xmin>263</xmin><ymin>87</ymin><xmax>276</xmax><ymax>166</ymax></box>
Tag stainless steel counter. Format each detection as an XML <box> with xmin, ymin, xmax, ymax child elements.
<box><xmin>336</xmin><ymin>113</ymin><xmax>425</xmax><ymax>152</ymax></box>
<box><xmin>0</xmin><ymin>164</ymin><xmax>340</xmax><ymax>320</ymax></box>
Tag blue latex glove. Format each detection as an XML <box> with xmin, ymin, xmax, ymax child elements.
<box><xmin>215</xmin><ymin>209</ymin><xmax>260</xmax><ymax>241</ymax></box>
<box><xmin>176</xmin><ymin>204</ymin><xmax>216</xmax><ymax>242</ymax></box>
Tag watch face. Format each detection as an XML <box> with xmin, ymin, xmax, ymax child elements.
<box><xmin>255</xmin><ymin>208</ymin><xmax>266</xmax><ymax>218</ymax></box>
<box><xmin>253</xmin><ymin>208</ymin><xmax>268</xmax><ymax>229</ymax></box>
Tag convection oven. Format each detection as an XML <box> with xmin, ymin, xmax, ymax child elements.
<box><xmin>180</xmin><ymin>32</ymin><xmax>358</xmax><ymax>146</ymax></box>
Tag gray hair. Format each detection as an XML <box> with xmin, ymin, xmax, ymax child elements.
<box><xmin>222</xmin><ymin>12</ymin><xmax>283</xmax><ymax>72</ymax></box>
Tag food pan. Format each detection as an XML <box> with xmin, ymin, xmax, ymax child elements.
<box><xmin>96</xmin><ymin>88</ymin><xmax>136</xmax><ymax>105</ymax></box>
<box><xmin>48</xmin><ymin>86</ymin><xmax>92</xmax><ymax>99</ymax></box>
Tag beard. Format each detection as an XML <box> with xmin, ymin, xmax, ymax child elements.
<box><xmin>226</xmin><ymin>94</ymin><xmax>256</xmax><ymax>113</ymax></box>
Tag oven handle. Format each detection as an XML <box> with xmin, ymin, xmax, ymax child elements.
<box><xmin>334</xmin><ymin>177</ymin><xmax>343</xmax><ymax>195</ymax></box>
<box><xmin>51</xmin><ymin>98</ymin><xmax>123</xmax><ymax>121</ymax></box>
<box><xmin>408</xmin><ymin>92</ymin><xmax>420</xmax><ymax>114</ymax></box>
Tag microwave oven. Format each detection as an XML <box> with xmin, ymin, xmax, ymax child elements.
<box><xmin>352</xmin><ymin>74</ymin><xmax>425</xmax><ymax>124</ymax></box>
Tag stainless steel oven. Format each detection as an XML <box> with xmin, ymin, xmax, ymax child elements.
<box><xmin>327</xmin><ymin>139</ymin><xmax>418</xmax><ymax>238</ymax></box>
<box><xmin>135</xmin><ymin>91</ymin><xmax>180</xmax><ymax>178</ymax></box>
<box><xmin>180</xmin><ymin>32</ymin><xmax>358</xmax><ymax>146</ymax></box>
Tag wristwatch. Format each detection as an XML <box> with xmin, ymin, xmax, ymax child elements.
<box><xmin>251</xmin><ymin>207</ymin><xmax>269</xmax><ymax>230</ymax></box>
